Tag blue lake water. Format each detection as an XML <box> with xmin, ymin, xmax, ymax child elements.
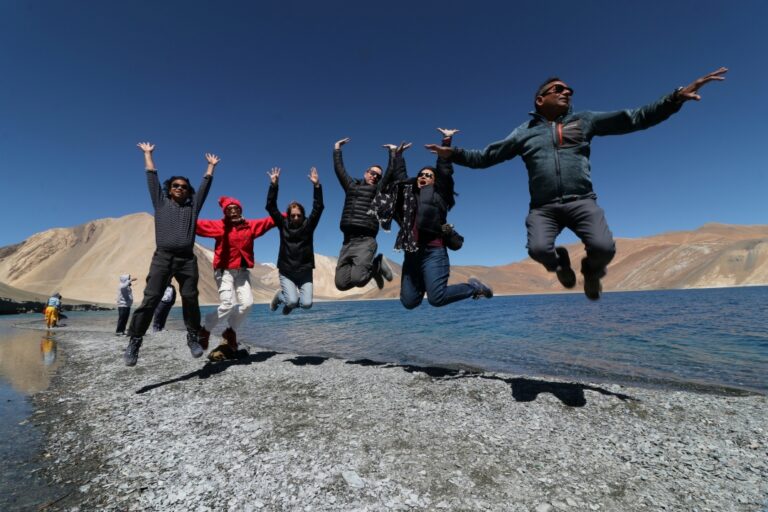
<box><xmin>218</xmin><ymin>286</ymin><xmax>767</xmax><ymax>394</ymax></box>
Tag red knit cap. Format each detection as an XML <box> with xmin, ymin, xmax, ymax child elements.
<box><xmin>218</xmin><ymin>196</ymin><xmax>243</xmax><ymax>214</ymax></box>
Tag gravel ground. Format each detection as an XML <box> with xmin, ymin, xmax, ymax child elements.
<box><xmin>24</xmin><ymin>324</ymin><xmax>768</xmax><ymax>511</ymax></box>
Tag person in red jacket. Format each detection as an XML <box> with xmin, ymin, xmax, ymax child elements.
<box><xmin>196</xmin><ymin>196</ymin><xmax>278</xmax><ymax>352</ymax></box>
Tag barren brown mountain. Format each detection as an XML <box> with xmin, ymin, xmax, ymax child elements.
<box><xmin>0</xmin><ymin>214</ymin><xmax>765</xmax><ymax>305</ymax></box>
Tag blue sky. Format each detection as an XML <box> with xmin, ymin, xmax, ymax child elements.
<box><xmin>1</xmin><ymin>0</ymin><xmax>765</xmax><ymax>266</ymax></box>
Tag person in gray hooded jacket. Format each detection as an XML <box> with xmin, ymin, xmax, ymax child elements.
<box><xmin>116</xmin><ymin>274</ymin><xmax>137</xmax><ymax>335</ymax></box>
<box><xmin>426</xmin><ymin>67</ymin><xmax>727</xmax><ymax>300</ymax></box>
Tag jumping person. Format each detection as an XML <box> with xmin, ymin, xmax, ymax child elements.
<box><xmin>332</xmin><ymin>138</ymin><xmax>393</xmax><ymax>291</ymax></box>
<box><xmin>196</xmin><ymin>195</ymin><xmax>278</xmax><ymax>353</ymax></box>
<box><xmin>426</xmin><ymin>68</ymin><xmax>727</xmax><ymax>300</ymax></box>
<box><xmin>266</xmin><ymin>167</ymin><xmax>324</xmax><ymax>315</ymax></box>
<box><xmin>123</xmin><ymin>142</ymin><xmax>218</xmax><ymax>366</ymax></box>
<box><xmin>376</xmin><ymin>130</ymin><xmax>493</xmax><ymax>309</ymax></box>
<box><xmin>116</xmin><ymin>274</ymin><xmax>137</xmax><ymax>335</ymax></box>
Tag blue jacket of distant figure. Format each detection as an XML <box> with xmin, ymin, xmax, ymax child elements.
<box><xmin>116</xmin><ymin>274</ymin><xmax>133</xmax><ymax>307</ymax></box>
<box><xmin>451</xmin><ymin>90</ymin><xmax>683</xmax><ymax>208</ymax></box>
<box><xmin>47</xmin><ymin>295</ymin><xmax>61</xmax><ymax>308</ymax></box>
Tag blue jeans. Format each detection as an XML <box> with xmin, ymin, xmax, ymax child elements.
<box><xmin>400</xmin><ymin>246</ymin><xmax>475</xmax><ymax>309</ymax></box>
<box><xmin>277</xmin><ymin>270</ymin><xmax>314</xmax><ymax>313</ymax></box>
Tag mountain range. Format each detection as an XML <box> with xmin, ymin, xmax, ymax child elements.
<box><xmin>0</xmin><ymin>213</ymin><xmax>766</xmax><ymax>305</ymax></box>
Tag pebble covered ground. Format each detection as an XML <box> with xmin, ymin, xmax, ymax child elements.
<box><xmin>25</xmin><ymin>324</ymin><xmax>768</xmax><ymax>511</ymax></box>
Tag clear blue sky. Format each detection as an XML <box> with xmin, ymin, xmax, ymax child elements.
<box><xmin>1</xmin><ymin>0</ymin><xmax>765</xmax><ymax>266</ymax></box>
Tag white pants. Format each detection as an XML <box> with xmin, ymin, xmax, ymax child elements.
<box><xmin>204</xmin><ymin>268</ymin><xmax>253</xmax><ymax>332</ymax></box>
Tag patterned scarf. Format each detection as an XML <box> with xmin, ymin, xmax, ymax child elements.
<box><xmin>369</xmin><ymin>182</ymin><xmax>418</xmax><ymax>253</ymax></box>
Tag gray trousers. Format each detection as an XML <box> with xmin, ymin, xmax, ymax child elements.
<box><xmin>334</xmin><ymin>236</ymin><xmax>377</xmax><ymax>290</ymax></box>
<box><xmin>525</xmin><ymin>198</ymin><xmax>616</xmax><ymax>278</ymax></box>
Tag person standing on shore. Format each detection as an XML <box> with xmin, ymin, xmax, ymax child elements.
<box><xmin>123</xmin><ymin>142</ymin><xmax>218</xmax><ymax>367</ymax></box>
<box><xmin>44</xmin><ymin>292</ymin><xmax>62</xmax><ymax>328</ymax></box>
<box><xmin>332</xmin><ymin>137</ymin><xmax>393</xmax><ymax>291</ymax></box>
<box><xmin>266</xmin><ymin>167</ymin><xmax>324</xmax><ymax>315</ymax></box>
<box><xmin>115</xmin><ymin>274</ymin><xmax>137</xmax><ymax>335</ymax></box>
<box><xmin>375</xmin><ymin>131</ymin><xmax>493</xmax><ymax>309</ymax></box>
<box><xmin>196</xmin><ymin>195</ymin><xmax>278</xmax><ymax>354</ymax></box>
<box><xmin>151</xmin><ymin>284</ymin><xmax>176</xmax><ymax>333</ymax></box>
<box><xmin>426</xmin><ymin>68</ymin><xmax>727</xmax><ymax>300</ymax></box>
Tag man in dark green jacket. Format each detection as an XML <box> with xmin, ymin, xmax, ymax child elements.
<box><xmin>427</xmin><ymin>67</ymin><xmax>727</xmax><ymax>300</ymax></box>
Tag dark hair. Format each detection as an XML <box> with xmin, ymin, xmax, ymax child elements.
<box><xmin>533</xmin><ymin>76</ymin><xmax>563</xmax><ymax>110</ymax></box>
<box><xmin>162</xmin><ymin>176</ymin><xmax>195</xmax><ymax>198</ymax></box>
<box><xmin>419</xmin><ymin>166</ymin><xmax>456</xmax><ymax>210</ymax></box>
<box><xmin>286</xmin><ymin>201</ymin><xmax>306</xmax><ymax>219</ymax></box>
<box><xmin>367</xmin><ymin>165</ymin><xmax>383</xmax><ymax>173</ymax></box>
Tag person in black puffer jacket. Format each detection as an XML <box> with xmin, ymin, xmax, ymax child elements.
<box><xmin>375</xmin><ymin>129</ymin><xmax>493</xmax><ymax>309</ymax></box>
<box><xmin>266</xmin><ymin>166</ymin><xmax>324</xmax><ymax>315</ymax></box>
<box><xmin>332</xmin><ymin>138</ymin><xmax>394</xmax><ymax>291</ymax></box>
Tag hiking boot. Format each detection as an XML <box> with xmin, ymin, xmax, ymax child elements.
<box><xmin>468</xmin><ymin>277</ymin><xmax>493</xmax><ymax>299</ymax></box>
<box><xmin>270</xmin><ymin>291</ymin><xmax>281</xmax><ymax>312</ymax></box>
<box><xmin>583</xmin><ymin>274</ymin><xmax>602</xmax><ymax>301</ymax></box>
<box><xmin>197</xmin><ymin>327</ymin><xmax>211</xmax><ymax>350</ymax></box>
<box><xmin>186</xmin><ymin>331</ymin><xmax>204</xmax><ymax>358</ymax></box>
<box><xmin>222</xmin><ymin>327</ymin><xmax>238</xmax><ymax>351</ymax></box>
<box><xmin>554</xmin><ymin>246</ymin><xmax>577</xmax><ymax>289</ymax></box>
<box><xmin>123</xmin><ymin>336</ymin><xmax>143</xmax><ymax>367</ymax></box>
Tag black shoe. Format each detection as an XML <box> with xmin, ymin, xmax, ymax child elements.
<box><xmin>186</xmin><ymin>331</ymin><xmax>204</xmax><ymax>358</ymax></box>
<box><xmin>282</xmin><ymin>305</ymin><xmax>293</xmax><ymax>315</ymax></box>
<box><xmin>377</xmin><ymin>254</ymin><xmax>393</xmax><ymax>282</ymax></box>
<box><xmin>554</xmin><ymin>247</ymin><xmax>577</xmax><ymax>289</ymax></box>
<box><xmin>270</xmin><ymin>291</ymin><xmax>281</xmax><ymax>312</ymax></box>
<box><xmin>197</xmin><ymin>327</ymin><xmax>211</xmax><ymax>351</ymax></box>
<box><xmin>468</xmin><ymin>277</ymin><xmax>493</xmax><ymax>299</ymax></box>
<box><xmin>583</xmin><ymin>274</ymin><xmax>602</xmax><ymax>301</ymax></box>
<box><xmin>372</xmin><ymin>255</ymin><xmax>385</xmax><ymax>289</ymax></box>
<box><xmin>124</xmin><ymin>336</ymin><xmax>143</xmax><ymax>366</ymax></box>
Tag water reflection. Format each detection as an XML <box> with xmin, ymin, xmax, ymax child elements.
<box><xmin>0</xmin><ymin>324</ymin><xmax>60</xmax><ymax>395</ymax></box>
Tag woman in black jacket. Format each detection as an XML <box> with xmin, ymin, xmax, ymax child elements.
<box><xmin>377</xmin><ymin>129</ymin><xmax>493</xmax><ymax>309</ymax></box>
<box><xmin>266</xmin><ymin>166</ymin><xmax>324</xmax><ymax>314</ymax></box>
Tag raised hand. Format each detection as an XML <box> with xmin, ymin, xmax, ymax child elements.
<box><xmin>137</xmin><ymin>142</ymin><xmax>155</xmax><ymax>153</ymax></box>
<box><xmin>678</xmin><ymin>67</ymin><xmax>728</xmax><ymax>101</ymax></box>
<box><xmin>437</xmin><ymin>128</ymin><xmax>460</xmax><ymax>138</ymax></box>
<box><xmin>268</xmin><ymin>167</ymin><xmax>281</xmax><ymax>185</ymax></box>
<box><xmin>424</xmin><ymin>144</ymin><xmax>454</xmax><ymax>158</ymax></box>
<box><xmin>382</xmin><ymin>142</ymin><xmax>412</xmax><ymax>154</ymax></box>
<box><xmin>308</xmin><ymin>166</ymin><xmax>319</xmax><ymax>186</ymax></box>
<box><xmin>334</xmin><ymin>137</ymin><xmax>350</xmax><ymax>151</ymax></box>
<box><xmin>205</xmin><ymin>153</ymin><xmax>220</xmax><ymax>166</ymax></box>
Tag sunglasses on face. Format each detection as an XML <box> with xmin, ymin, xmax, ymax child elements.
<box><xmin>417</xmin><ymin>172</ymin><xmax>435</xmax><ymax>179</ymax></box>
<box><xmin>290</xmin><ymin>213</ymin><xmax>303</xmax><ymax>219</ymax></box>
<box><xmin>543</xmin><ymin>84</ymin><xmax>574</xmax><ymax>96</ymax></box>
<box><xmin>366</xmin><ymin>169</ymin><xmax>382</xmax><ymax>179</ymax></box>
<box><xmin>171</xmin><ymin>183</ymin><xmax>189</xmax><ymax>190</ymax></box>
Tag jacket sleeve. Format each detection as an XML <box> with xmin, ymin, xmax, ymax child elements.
<box><xmin>250</xmin><ymin>215</ymin><xmax>278</xmax><ymax>238</ymax></box>
<box><xmin>196</xmin><ymin>219</ymin><xmax>223</xmax><ymax>237</ymax></box>
<box><xmin>435</xmin><ymin>156</ymin><xmax>456</xmax><ymax>210</ymax></box>
<box><xmin>307</xmin><ymin>184</ymin><xmax>325</xmax><ymax>231</ymax></box>
<box><xmin>193</xmin><ymin>175</ymin><xmax>213</xmax><ymax>214</ymax></box>
<box><xmin>588</xmin><ymin>91</ymin><xmax>683</xmax><ymax>137</ymax></box>
<box><xmin>333</xmin><ymin>149</ymin><xmax>354</xmax><ymax>192</ymax></box>
<box><xmin>451</xmin><ymin>129</ymin><xmax>522</xmax><ymax>169</ymax></box>
<box><xmin>266</xmin><ymin>184</ymin><xmax>284</xmax><ymax>226</ymax></box>
<box><xmin>146</xmin><ymin>171</ymin><xmax>164</xmax><ymax>210</ymax></box>
<box><xmin>380</xmin><ymin>151</ymin><xmax>407</xmax><ymax>188</ymax></box>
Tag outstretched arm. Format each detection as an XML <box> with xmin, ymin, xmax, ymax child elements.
<box><xmin>307</xmin><ymin>167</ymin><xmax>324</xmax><ymax>230</ymax></box>
<box><xmin>138</xmin><ymin>142</ymin><xmax>163</xmax><ymax>208</ymax></box>
<box><xmin>204</xmin><ymin>153</ymin><xmax>220</xmax><ymax>176</ymax></box>
<box><xmin>194</xmin><ymin>152</ymin><xmax>219</xmax><ymax>213</ymax></box>
<box><xmin>333</xmin><ymin>137</ymin><xmax>353</xmax><ymax>191</ymax></box>
<box><xmin>674</xmin><ymin>67</ymin><xmax>728</xmax><ymax>102</ymax></box>
<box><xmin>381</xmin><ymin>142</ymin><xmax>411</xmax><ymax>186</ymax></box>
<box><xmin>265</xmin><ymin>167</ymin><xmax>283</xmax><ymax>225</ymax></box>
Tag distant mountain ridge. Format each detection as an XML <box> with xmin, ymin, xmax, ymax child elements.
<box><xmin>0</xmin><ymin>213</ymin><xmax>766</xmax><ymax>305</ymax></box>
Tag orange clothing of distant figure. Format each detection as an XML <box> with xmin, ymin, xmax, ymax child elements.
<box><xmin>44</xmin><ymin>306</ymin><xmax>59</xmax><ymax>328</ymax></box>
<box><xmin>196</xmin><ymin>216</ymin><xmax>278</xmax><ymax>270</ymax></box>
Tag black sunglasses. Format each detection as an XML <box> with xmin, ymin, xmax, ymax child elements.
<box><xmin>171</xmin><ymin>183</ymin><xmax>189</xmax><ymax>190</ymax></box>
<box><xmin>417</xmin><ymin>172</ymin><xmax>435</xmax><ymax>179</ymax></box>
<box><xmin>543</xmin><ymin>84</ymin><xmax>574</xmax><ymax>96</ymax></box>
<box><xmin>366</xmin><ymin>169</ymin><xmax>382</xmax><ymax>178</ymax></box>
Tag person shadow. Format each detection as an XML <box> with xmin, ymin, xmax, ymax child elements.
<box><xmin>135</xmin><ymin>350</ymin><xmax>280</xmax><ymax>394</ymax></box>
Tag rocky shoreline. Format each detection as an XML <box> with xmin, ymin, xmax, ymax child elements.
<box><xmin>23</xmin><ymin>323</ymin><xmax>768</xmax><ymax>511</ymax></box>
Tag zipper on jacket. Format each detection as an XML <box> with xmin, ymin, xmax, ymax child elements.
<box><xmin>551</xmin><ymin>121</ymin><xmax>563</xmax><ymax>199</ymax></box>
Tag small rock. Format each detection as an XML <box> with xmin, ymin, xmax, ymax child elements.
<box><xmin>342</xmin><ymin>470</ymin><xmax>365</xmax><ymax>489</ymax></box>
<box><xmin>536</xmin><ymin>504</ymin><xmax>553</xmax><ymax>512</ymax></box>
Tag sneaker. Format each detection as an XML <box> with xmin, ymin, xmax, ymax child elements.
<box><xmin>115</xmin><ymin>331</ymin><xmax>124</xmax><ymax>336</ymax></box>
<box><xmin>270</xmin><ymin>291</ymin><xmax>281</xmax><ymax>312</ymax></box>
<box><xmin>468</xmin><ymin>277</ymin><xmax>493</xmax><ymax>299</ymax></box>
<box><xmin>282</xmin><ymin>305</ymin><xmax>293</xmax><ymax>315</ymax></box>
<box><xmin>583</xmin><ymin>274</ymin><xmax>602</xmax><ymax>301</ymax></box>
<box><xmin>198</xmin><ymin>327</ymin><xmax>211</xmax><ymax>351</ymax></box>
<box><xmin>222</xmin><ymin>328</ymin><xmax>238</xmax><ymax>351</ymax></box>
<box><xmin>186</xmin><ymin>331</ymin><xmax>204</xmax><ymax>358</ymax></box>
<box><xmin>554</xmin><ymin>246</ymin><xmax>577</xmax><ymax>289</ymax></box>
<box><xmin>124</xmin><ymin>336</ymin><xmax>143</xmax><ymax>366</ymax></box>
